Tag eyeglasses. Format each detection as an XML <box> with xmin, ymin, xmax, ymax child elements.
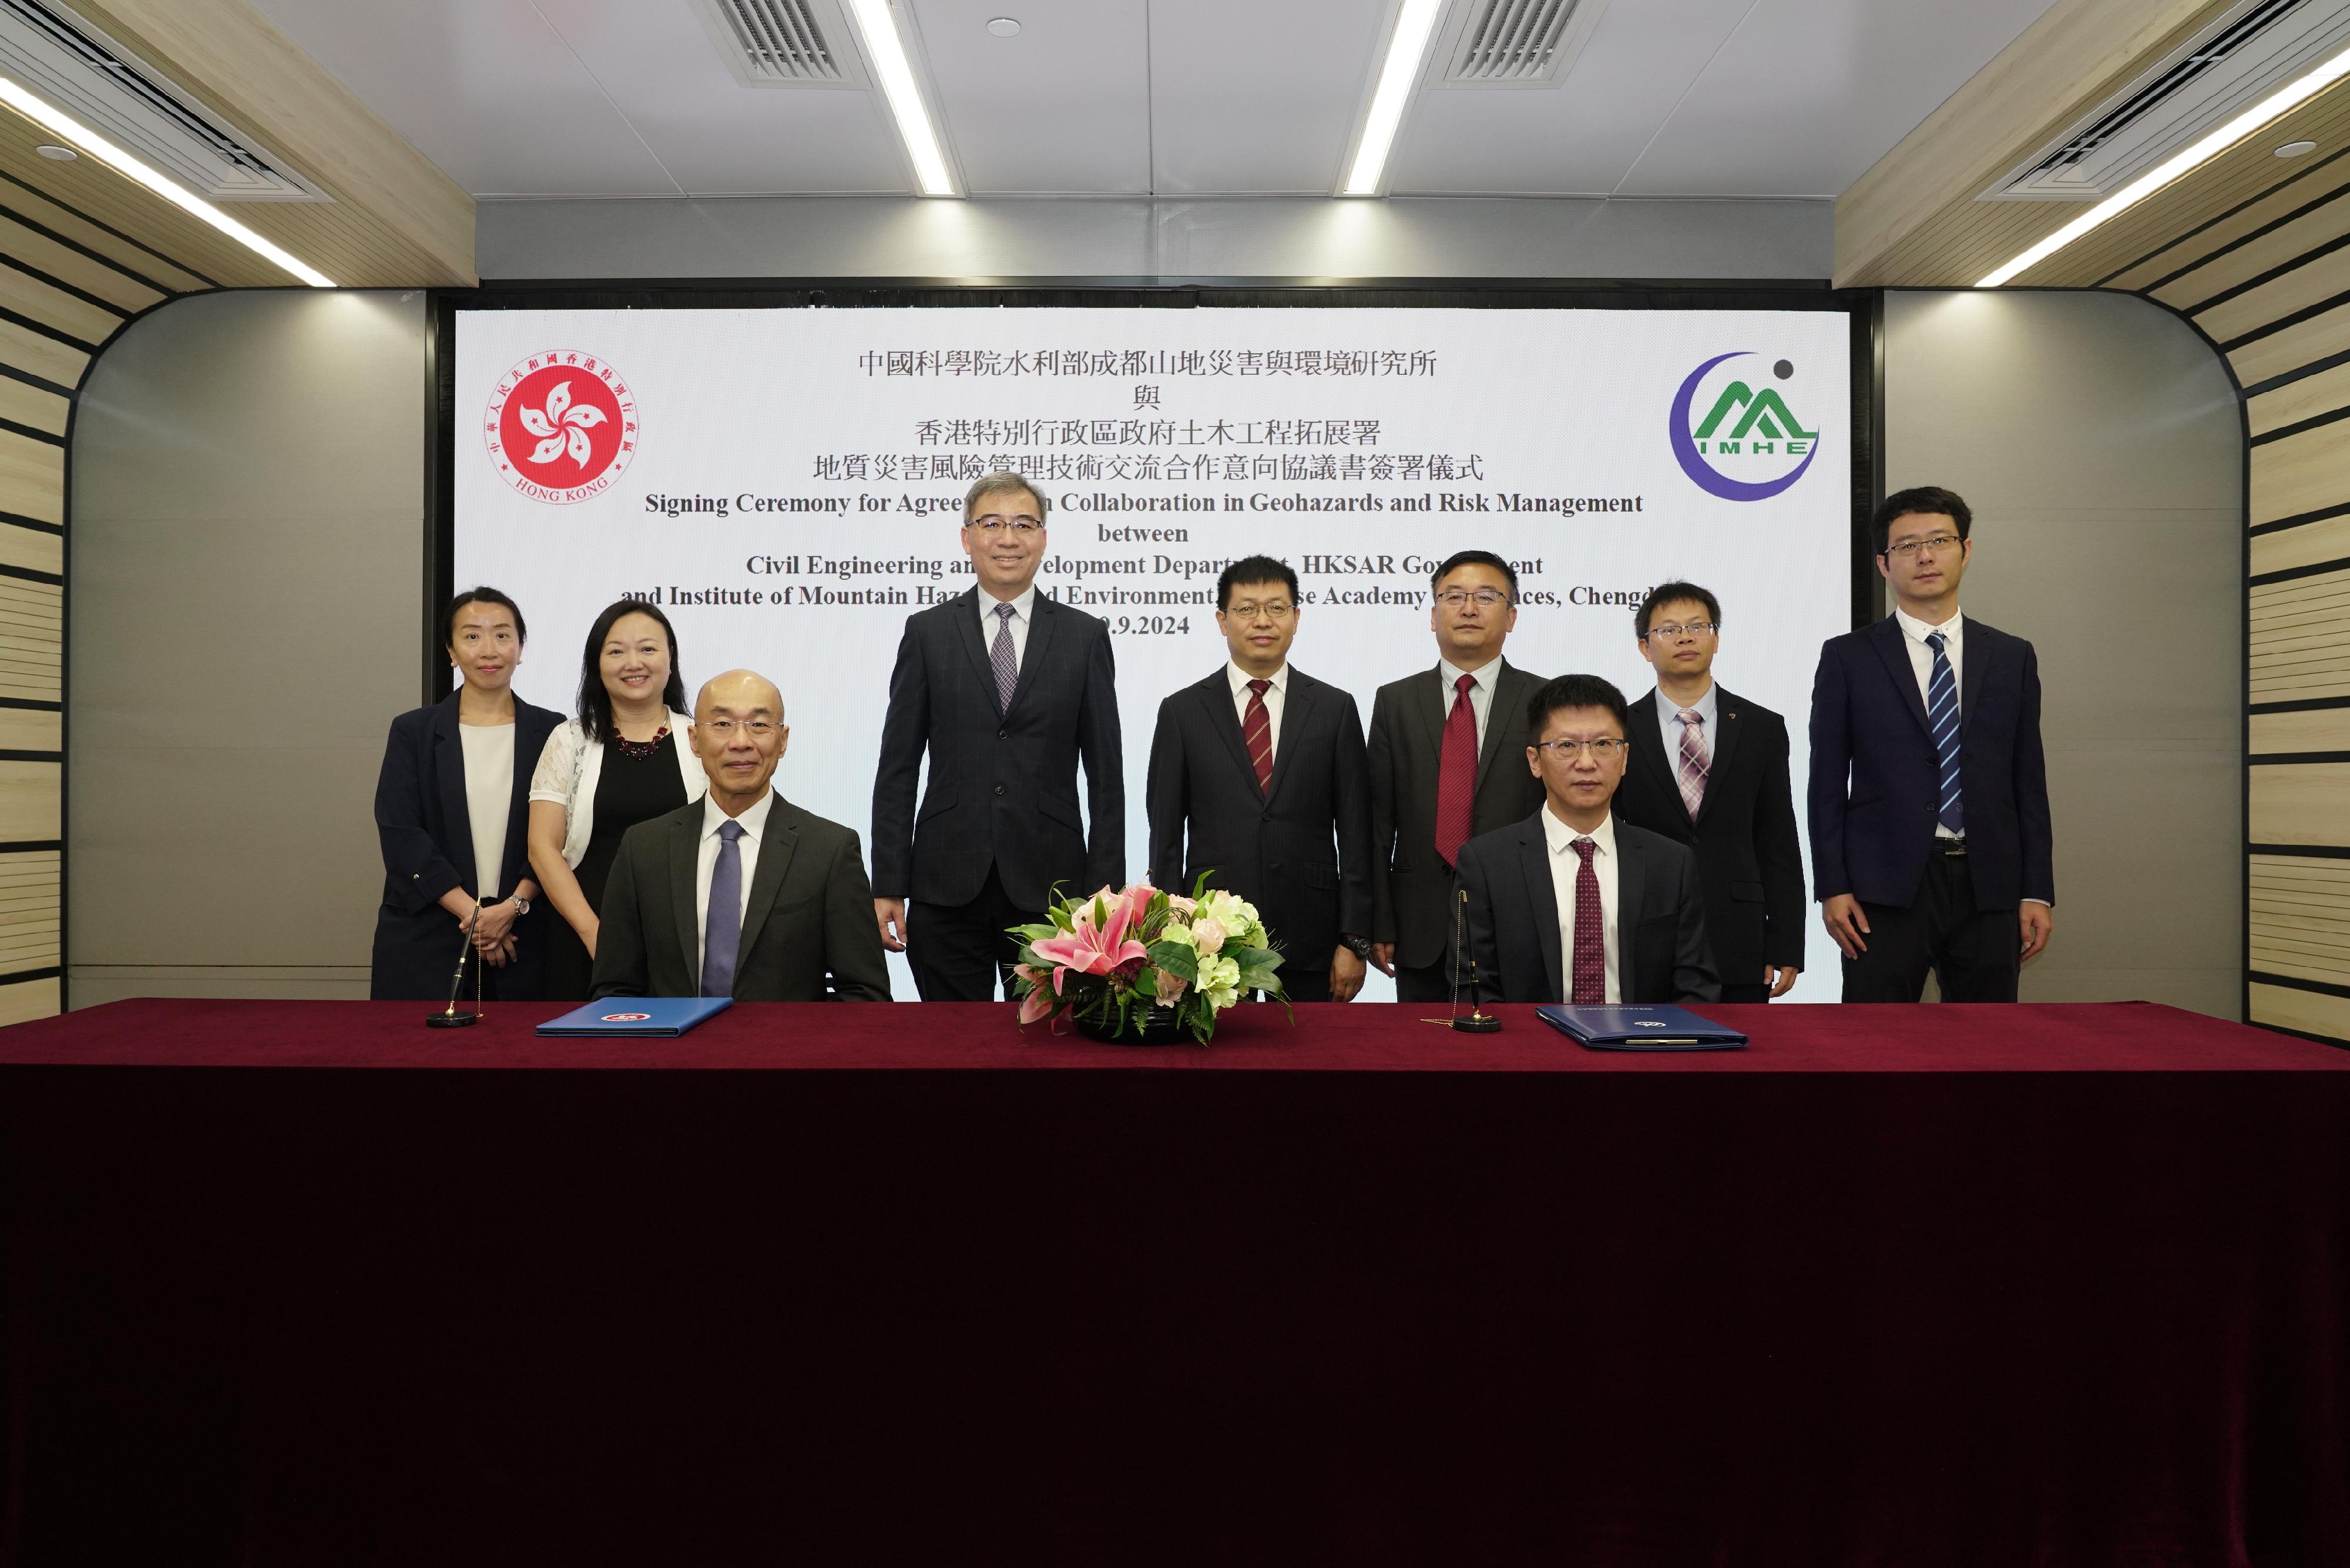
<box><xmin>1645</xmin><ymin>620</ymin><xmax>1718</xmax><ymax>640</ymax></box>
<box><xmin>1882</xmin><ymin>533</ymin><xmax>1962</xmax><ymax>560</ymax></box>
<box><xmin>968</xmin><ymin>515</ymin><xmax>1043</xmax><ymax>535</ymax></box>
<box><xmin>1534</xmin><ymin>737</ymin><xmax>1626</xmax><ymax>760</ymax></box>
<box><xmin>1436</xmin><ymin>588</ymin><xmax>1511</xmax><ymax>609</ymax></box>
<box><xmin>701</xmin><ymin>719</ymin><xmax>777</xmax><ymax>739</ymax></box>
<box><xmin>1224</xmin><ymin>601</ymin><xmax>1294</xmax><ymax>620</ymax></box>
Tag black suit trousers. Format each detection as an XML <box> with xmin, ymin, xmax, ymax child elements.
<box><xmin>908</xmin><ymin>864</ymin><xmax>1030</xmax><ymax>1002</ymax></box>
<box><xmin>1841</xmin><ymin>848</ymin><xmax>2020</xmax><ymax>1003</ymax></box>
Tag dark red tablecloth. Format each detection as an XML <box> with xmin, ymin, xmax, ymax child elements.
<box><xmin>2</xmin><ymin>999</ymin><xmax>2345</xmax><ymax>1566</ymax></box>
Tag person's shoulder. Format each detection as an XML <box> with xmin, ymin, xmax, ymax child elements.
<box><xmin>1496</xmin><ymin>659</ymin><xmax>1549</xmax><ymax>692</ymax></box>
<box><xmin>1818</xmin><ymin>617</ymin><xmax>1889</xmax><ymax>656</ymax></box>
<box><xmin>619</xmin><ymin>798</ymin><xmax>703</xmax><ymax>854</ymax></box>
<box><xmin>1036</xmin><ymin>592</ymin><xmax>1109</xmax><ymax>636</ymax></box>
<box><xmin>1714</xmin><ymin>686</ymin><xmax>1785</xmax><ymax>730</ymax></box>
<box><xmin>1461</xmin><ymin>809</ymin><xmax>1545</xmax><ymax>863</ymax></box>
<box><xmin>771</xmin><ymin>793</ymin><xmax>859</xmax><ymax>852</ymax></box>
<box><xmin>1618</xmin><ymin>818</ymin><xmax>1697</xmax><ymax>867</ymax></box>
<box><xmin>385</xmin><ymin>698</ymin><xmax>452</xmax><ymax>744</ymax></box>
<box><xmin>903</xmin><ymin>589</ymin><xmax>975</xmax><ymax>633</ymax></box>
<box><xmin>1371</xmin><ymin>666</ymin><xmax>1434</xmax><ymax>706</ymax></box>
<box><xmin>1290</xmin><ymin>667</ymin><xmax>1362</xmax><ymax>713</ymax></box>
<box><xmin>1158</xmin><ymin>669</ymin><xmax>1225</xmax><ymax>714</ymax></box>
<box><xmin>1961</xmin><ymin>616</ymin><xmax>2033</xmax><ymax>655</ymax></box>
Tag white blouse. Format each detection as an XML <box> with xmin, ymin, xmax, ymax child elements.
<box><xmin>529</xmin><ymin>710</ymin><xmax>706</xmax><ymax>869</ymax></box>
<box><xmin>458</xmin><ymin>722</ymin><xmax>515</xmax><ymax>897</ymax></box>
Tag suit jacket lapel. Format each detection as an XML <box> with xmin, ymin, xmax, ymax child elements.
<box><xmin>1698</xmin><ymin>690</ymin><xmax>1741</xmax><ymax>827</ymax></box>
<box><xmin>1264</xmin><ymin>674</ymin><xmax>1317</xmax><ymax>807</ymax></box>
<box><xmin>952</xmin><ymin>589</ymin><xmax>1002</xmax><ymax>713</ymax></box>
<box><xmin>737</xmin><ymin>793</ymin><xmax>800</xmax><ymax>963</ymax></box>
<box><xmin>669</xmin><ymin>808</ymin><xmax>702</xmax><ymax>983</ymax></box>
<box><xmin>1958</xmin><ymin>627</ymin><xmax>1986</xmax><ymax>733</ymax></box>
<box><xmin>1613</xmin><ymin>825</ymin><xmax>1647</xmax><ymax>998</ymax></box>
<box><xmin>1519</xmin><ymin>819</ymin><xmax>1563</xmax><ymax>1003</ymax></box>
<box><xmin>1869</xmin><ymin>616</ymin><xmax>1933</xmax><ymax>738</ymax></box>
<box><xmin>1200</xmin><ymin>671</ymin><xmax>1263</xmax><ymax>800</ymax></box>
<box><xmin>431</xmin><ymin>695</ymin><xmax>476</xmax><ymax>894</ymax></box>
<box><xmin>1473</xmin><ymin>662</ymin><xmax>1516</xmax><ymax>786</ymax></box>
<box><xmin>1005</xmin><ymin>596</ymin><xmax>1058</xmax><ymax>720</ymax></box>
<box><xmin>1411</xmin><ymin>667</ymin><xmax>1446</xmax><ymax>765</ymax></box>
<box><xmin>1631</xmin><ymin>687</ymin><xmax>1692</xmax><ymax>830</ymax></box>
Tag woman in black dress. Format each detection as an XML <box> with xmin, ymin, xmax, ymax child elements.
<box><xmin>527</xmin><ymin>599</ymin><xmax>704</xmax><ymax>999</ymax></box>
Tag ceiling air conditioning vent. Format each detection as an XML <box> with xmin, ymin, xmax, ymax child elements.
<box><xmin>1983</xmin><ymin>0</ymin><xmax>2350</xmax><ymax>200</ymax></box>
<box><xmin>0</xmin><ymin>0</ymin><xmax>325</xmax><ymax>200</ymax></box>
<box><xmin>690</xmin><ymin>0</ymin><xmax>871</xmax><ymax>89</ymax></box>
<box><xmin>1435</xmin><ymin>0</ymin><xmax>1608</xmax><ymax>89</ymax></box>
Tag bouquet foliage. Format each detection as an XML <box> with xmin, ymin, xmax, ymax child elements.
<box><xmin>1011</xmin><ymin>874</ymin><xmax>1283</xmax><ymax>1043</ymax></box>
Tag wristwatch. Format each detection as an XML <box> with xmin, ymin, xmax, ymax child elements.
<box><xmin>510</xmin><ymin>895</ymin><xmax>532</xmax><ymax>916</ymax></box>
<box><xmin>1340</xmin><ymin>933</ymin><xmax>1373</xmax><ymax>960</ymax></box>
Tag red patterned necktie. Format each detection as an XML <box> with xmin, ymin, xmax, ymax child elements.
<box><xmin>1570</xmin><ymin>838</ymin><xmax>1605</xmax><ymax>1004</ymax></box>
<box><xmin>1241</xmin><ymin>678</ymin><xmax>1274</xmax><ymax>793</ymax></box>
<box><xmin>1434</xmin><ymin>672</ymin><xmax>1478</xmax><ymax>867</ymax></box>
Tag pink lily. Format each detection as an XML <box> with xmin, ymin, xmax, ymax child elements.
<box><xmin>1033</xmin><ymin>894</ymin><xmax>1148</xmax><ymax>983</ymax></box>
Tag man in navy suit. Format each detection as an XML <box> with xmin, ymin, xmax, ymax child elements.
<box><xmin>872</xmin><ymin>471</ymin><xmax>1123</xmax><ymax>1000</ymax></box>
<box><xmin>1809</xmin><ymin>486</ymin><xmax>2053</xmax><ymax>1002</ymax></box>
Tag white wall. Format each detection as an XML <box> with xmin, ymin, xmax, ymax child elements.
<box><xmin>1882</xmin><ymin>289</ymin><xmax>2242</xmax><ymax>1016</ymax></box>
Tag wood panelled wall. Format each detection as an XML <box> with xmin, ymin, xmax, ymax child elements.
<box><xmin>0</xmin><ymin>171</ymin><xmax>202</xmax><ymax>1025</ymax></box>
<box><xmin>2092</xmin><ymin>142</ymin><xmax>2350</xmax><ymax>1044</ymax></box>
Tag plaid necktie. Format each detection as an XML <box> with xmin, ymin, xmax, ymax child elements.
<box><xmin>1675</xmin><ymin>708</ymin><xmax>1708</xmax><ymax>819</ymax></box>
<box><xmin>990</xmin><ymin>601</ymin><xmax>1019</xmax><ymax>713</ymax></box>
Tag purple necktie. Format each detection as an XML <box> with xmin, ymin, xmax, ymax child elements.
<box><xmin>701</xmin><ymin>819</ymin><xmax>744</xmax><ymax>998</ymax></box>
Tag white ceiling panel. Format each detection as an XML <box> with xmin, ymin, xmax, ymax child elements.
<box><xmin>909</xmin><ymin>0</ymin><xmax>1151</xmax><ymax>194</ymax></box>
<box><xmin>1146</xmin><ymin>0</ymin><xmax>1389</xmax><ymax>194</ymax></box>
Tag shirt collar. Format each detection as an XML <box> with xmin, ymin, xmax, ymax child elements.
<box><xmin>982</xmin><ymin>584</ymin><xmax>1039</xmax><ymax>624</ymax></box>
<box><xmin>1438</xmin><ymin>657</ymin><xmax>1495</xmax><ymax>692</ymax></box>
<box><xmin>1656</xmin><ymin>682</ymin><xmax>1717</xmax><ymax>728</ymax></box>
<box><xmin>702</xmin><ymin>788</ymin><xmax>776</xmax><ymax>842</ymax></box>
<box><xmin>1228</xmin><ymin>662</ymin><xmax>1288</xmax><ymax>698</ymax></box>
<box><xmin>1895</xmin><ymin>605</ymin><xmax>1963</xmax><ymax>646</ymax></box>
<box><xmin>1542</xmin><ymin>807</ymin><xmax>1616</xmax><ymax>858</ymax></box>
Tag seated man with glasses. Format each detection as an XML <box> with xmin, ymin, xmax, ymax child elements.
<box><xmin>593</xmin><ymin>669</ymin><xmax>890</xmax><ymax>1002</ymax></box>
<box><xmin>1146</xmin><ymin>555</ymin><xmax>1374</xmax><ymax>1002</ymax></box>
<box><xmin>1454</xmin><ymin>673</ymin><xmax>1718</xmax><ymax>1005</ymax></box>
<box><xmin>1809</xmin><ymin>485</ymin><xmax>2053</xmax><ymax>1003</ymax></box>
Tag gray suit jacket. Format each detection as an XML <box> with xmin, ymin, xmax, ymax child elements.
<box><xmin>1453</xmin><ymin>811</ymin><xmax>1720</xmax><ymax>1006</ymax></box>
<box><xmin>1366</xmin><ymin>659</ymin><xmax>1548</xmax><ymax>969</ymax></box>
<box><xmin>592</xmin><ymin>792</ymin><xmax>891</xmax><ymax>1002</ymax></box>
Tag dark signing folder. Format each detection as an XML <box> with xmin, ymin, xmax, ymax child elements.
<box><xmin>536</xmin><ymin>998</ymin><xmax>734</xmax><ymax>1038</ymax></box>
<box><xmin>1535</xmin><ymin>1004</ymin><xmax>1748</xmax><ymax>1051</ymax></box>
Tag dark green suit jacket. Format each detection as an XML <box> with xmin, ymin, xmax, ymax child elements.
<box><xmin>591</xmin><ymin>792</ymin><xmax>891</xmax><ymax>1002</ymax></box>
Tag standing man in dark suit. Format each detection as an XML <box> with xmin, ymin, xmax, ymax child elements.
<box><xmin>594</xmin><ymin>669</ymin><xmax>889</xmax><ymax>1002</ymax></box>
<box><xmin>1146</xmin><ymin>555</ymin><xmax>1373</xmax><ymax>1002</ymax></box>
<box><xmin>1455</xmin><ymin>674</ymin><xmax>1718</xmax><ymax>1005</ymax></box>
<box><xmin>872</xmin><ymin>471</ymin><xmax>1123</xmax><ymax>1000</ymax></box>
<box><xmin>1367</xmin><ymin>550</ymin><xmax>1547</xmax><ymax>1002</ymax></box>
<box><xmin>1810</xmin><ymin>486</ymin><xmax>2054</xmax><ymax>1002</ymax></box>
<box><xmin>1614</xmin><ymin>580</ymin><xmax>1805</xmax><ymax>1003</ymax></box>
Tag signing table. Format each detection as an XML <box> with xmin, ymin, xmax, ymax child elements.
<box><xmin>1</xmin><ymin>999</ymin><xmax>2345</xmax><ymax>1566</ymax></box>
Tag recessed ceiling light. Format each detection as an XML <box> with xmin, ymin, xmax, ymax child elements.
<box><xmin>33</xmin><ymin>143</ymin><xmax>75</xmax><ymax>161</ymax></box>
<box><xmin>842</xmin><ymin>0</ymin><xmax>958</xmax><ymax>196</ymax></box>
<box><xmin>986</xmin><ymin>17</ymin><xmax>1020</xmax><ymax>38</ymax></box>
<box><xmin>1341</xmin><ymin>0</ymin><xmax>1445</xmax><ymax>196</ymax></box>
<box><xmin>2275</xmin><ymin>139</ymin><xmax>2318</xmax><ymax>157</ymax></box>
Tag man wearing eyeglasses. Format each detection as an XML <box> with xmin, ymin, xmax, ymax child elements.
<box><xmin>872</xmin><ymin>470</ymin><xmax>1124</xmax><ymax>1000</ymax></box>
<box><xmin>592</xmin><ymin>670</ymin><xmax>890</xmax><ymax>1001</ymax></box>
<box><xmin>1367</xmin><ymin>550</ymin><xmax>1549</xmax><ymax>1002</ymax></box>
<box><xmin>1146</xmin><ymin>555</ymin><xmax>1373</xmax><ymax>1002</ymax></box>
<box><xmin>1455</xmin><ymin>673</ymin><xmax>1717</xmax><ymax>1005</ymax></box>
<box><xmin>1809</xmin><ymin>486</ymin><xmax>2053</xmax><ymax>1003</ymax></box>
<box><xmin>1614</xmin><ymin>581</ymin><xmax>1805</xmax><ymax>1003</ymax></box>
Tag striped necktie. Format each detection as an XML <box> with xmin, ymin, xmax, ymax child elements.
<box><xmin>1926</xmin><ymin>630</ymin><xmax>1964</xmax><ymax>835</ymax></box>
<box><xmin>1241</xmin><ymin>678</ymin><xmax>1274</xmax><ymax>793</ymax></box>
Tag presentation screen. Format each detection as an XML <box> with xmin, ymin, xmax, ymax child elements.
<box><xmin>452</xmin><ymin>305</ymin><xmax>1854</xmax><ymax>1002</ymax></box>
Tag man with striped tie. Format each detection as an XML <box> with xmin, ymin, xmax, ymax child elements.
<box><xmin>1146</xmin><ymin>556</ymin><xmax>1374</xmax><ymax>1003</ymax></box>
<box><xmin>1810</xmin><ymin>487</ymin><xmax>2054</xmax><ymax>1003</ymax></box>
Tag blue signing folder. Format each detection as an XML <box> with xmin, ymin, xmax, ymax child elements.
<box><xmin>1535</xmin><ymin>1005</ymin><xmax>1748</xmax><ymax>1051</ymax></box>
<box><xmin>536</xmin><ymin>997</ymin><xmax>734</xmax><ymax>1038</ymax></box>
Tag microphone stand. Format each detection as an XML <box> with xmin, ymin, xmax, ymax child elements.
<box><xmin>426</xmin><ymin>902</ymin><xmax>485</xmax><ymax>1029</ymax></box>
<box><xmin>1448</xmin><ymin>887</ymin><xmax>1501</xmax><ymax>1033</ymax></box>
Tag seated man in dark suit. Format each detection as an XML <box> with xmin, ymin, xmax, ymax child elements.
<box><xmin>1455</xmin><ymin>674</ymin><xmax>1718</xmax><ymax>1006</ymax></box>
<box><xmin>593</xmin><ymin>669</ymin><xmax>889</xmax><ymax>1002</ymax></box>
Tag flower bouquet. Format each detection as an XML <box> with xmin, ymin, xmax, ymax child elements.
<box><xmin>1010</xmin><ymin>875</ymin><xmax>1284</xmax><ymax>1044</ymax></box>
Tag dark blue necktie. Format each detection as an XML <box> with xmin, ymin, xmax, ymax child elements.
<box><xmin>1926</xmin><ymin>631</ymin><xmax>1963</xmax><ymax>835</ymax></box>
<box><xmin>701</xmin><ymin>819</ymin><xmax>745</xmax><ymax>998</ymax></box>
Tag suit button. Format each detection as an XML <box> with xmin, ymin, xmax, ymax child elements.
<box><xmin>994</xmin><ymin>784</ymin><xmax>1006</xmax><ymax>796</ymax></box>
<box><xmin>997</xmin><ymin>728</ymin><xmax>1007</xmax><ymax>740</ymax></box>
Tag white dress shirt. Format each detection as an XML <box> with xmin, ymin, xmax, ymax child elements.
<box><xmin>1437</xmin><ymin>657</ymin><xmax>1498</xmax><ymax>751</ymax></box>
<box><xmin>1653</xmin><ymin>680</ymin><xmax>1718</xmax><ymax>765</ymax></box>
<box><xmin>1543</xmin><ymin>805</ymin><xmax>1621</xmax><ymax>1005</ymax></box>
<box><xmin>1894</xmin><ymin>606</ymin><xmax>1964</xmax><ymax>842</ymax></box>
<box><xmin>1227</xmin><ymin>662</ymin><xmax>1288</xmax><ymax>765</ymax></box>
<box><xmin>693</xmin><ymin>790</ymin><xmax>776</xmax><ymax>974</ymax></box>
<box><xmin>979</xmin><ymin>584</ymin><xmax>1039</xmax><ymax>673</ymax></box>
<box><xmin>457</xmin><ymin>722</ymin><xmax>515</xmax><ymax>897</ymax></box>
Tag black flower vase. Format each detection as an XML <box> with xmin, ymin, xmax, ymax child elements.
<box><xmin>1075</xmin><ymin>1005</ymin><xmax>1187</xmax><ymax>1045</ymax></box>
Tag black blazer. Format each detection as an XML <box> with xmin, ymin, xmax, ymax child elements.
<box><xmin>592</xmin><ymin>792</ymin><xmax>891</xmax><ymax>1002</ymax></box>
<box><xmin>1453</xmin><ymin>812</ymin><xmax>1720</xmax><ymax>1006</ymax></box>
<box><xmin>872</xmin><ymin>589</ymin><xmax>1123</xmax><ymax>912</ymax></box>
<box><xmin>1615</xmin><ymin>685</ymin><xmax>1805</xmax><ymax>985</ymax></box>
<box><xmin>1145</xmin><ymin>666</ymin><xmax>1372</xmax><ymax>973</ymax></box>
<box><xmin>1366</xmin><ymin>659</ymin><xmax>1547</xmax><ymax>969</ymax></box>
<box><xmin>1808</xmin><ymin>614</ymin><xmax>2053</xmax><ymax>911</ymax></box>
<box><xmin>370</xmin><ymin>691</ymin><xmax>563</xmax><ymax>1000</ymax></box>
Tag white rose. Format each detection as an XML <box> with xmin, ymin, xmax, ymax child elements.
<box><xmin>1191</xmin><ymin>915</ymin><xmax>1227</xmax><ymax>956</ymax></box>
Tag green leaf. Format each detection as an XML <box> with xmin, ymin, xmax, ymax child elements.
<box><xmin>1149</xmin><ymin>941</ymin><xmax>1198</xmax><ymax>982</ymax></box>
<box><xmin>1238</xmin><ymin>966</ymin><xmax>1282</xmax><ymax>994</ymax></box>
<box><xmin>1234</xmin><ymin>946</ymin><xmax>1283</xmax><ymax>972</ymax></box>
<box><xmin>1049</xmin><ymin>903</ymin><xmax>1075</xmax><ymax>933</ymax></box>
<box><xmin>1011</xmin><ymin>922</ymin><xmax>1058</xmax><ymax>944</ymax></box>
<box><xmin>1191</xmin><ymin>868</ymin><xmax>1215</xmax><ymax>899</ymax></box>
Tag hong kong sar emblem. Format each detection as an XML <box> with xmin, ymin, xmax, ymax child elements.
<box><xmin>484</xmin><ymin>351</ymin><xmax>637</xmax><ymax>503</ymax></box>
